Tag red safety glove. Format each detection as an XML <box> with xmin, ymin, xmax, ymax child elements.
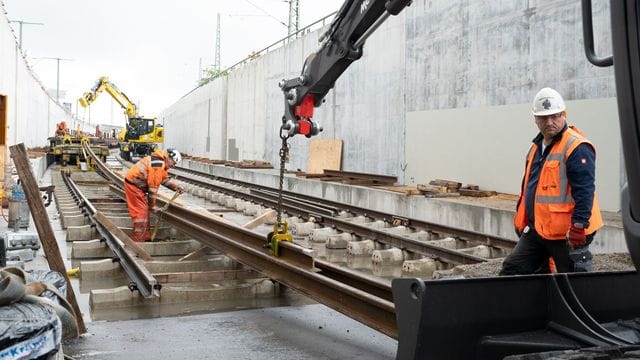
<box><xmin>566</xmin><ymin>223</ymin><xmax>586</xmax><ymax>248</ymax></box>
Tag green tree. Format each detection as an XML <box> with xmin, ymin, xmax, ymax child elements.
<box><xmin>198</xmin><ymin>68</ymin><xmax>229</xmax><ymax>86</ymax></box>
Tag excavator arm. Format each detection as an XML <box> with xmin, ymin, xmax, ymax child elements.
<box><xmin>78</xmin><ymin>76</ymin><xmax>163</xmax><ymax>160</ymax></box>
<box><xmin>279</xmin><ymin>0</ymin><xmax>412</xmax><ymax>137</ymax></box>
<box><xmin>79</xmin><ymin>76</ymin><xmax>138</xmax><ymax>119</ymax></box>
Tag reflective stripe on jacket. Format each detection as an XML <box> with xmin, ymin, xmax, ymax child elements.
<box><xmin>124</xmin><ymin>149</ymin><xmax>171</xmax><ymax>194</ymax></box>
<box><xmin>514</xmin><ymin>126</ymin><xmax>603</xmax><ymax>239</ymax></box>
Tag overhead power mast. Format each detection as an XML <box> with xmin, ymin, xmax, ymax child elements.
<box><xmin>287</xmin><ymin>0</ymin><xmax>299</xmax><ymax>36</ymax></box>
<box><xmin>214</xmin><ymin>13</ymin><xmax>221</xmax><ymax>72</ymax></box>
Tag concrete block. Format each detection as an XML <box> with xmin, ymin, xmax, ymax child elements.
<box><xmin>55</xmin><ymin>201</ymin><xmax>74</xmax><ymax>208</ymax></box>
<box><xmin>365</xmin><ymin>220</ymin><xmax>390</xmax><ymax>230</ymax></box>
<box><xmin>80</xmin><ymin>259</ymin><xmax>122</xmax><ymax>280</ymax></box>
<box><xmin>425</xmin><ymin>237</ymin><xmax>458</xmax><ymax>249</ymax></box>
<box><xmin>347</xmin><ymin>240</ymin><xmax>377</xmax><ymax>256</ymax></box>
<box><xmin>216</xmin><ymin>195</ymin><xmax>231</xmax><ymax>206</ymax></box>
<box><xmin>90</xmin><ymin>279</ymin><xmax>277</xmax><ymax>311</ymax></box>
<box><xmin>59</xmin><ymin>205</ymin><xmax>80</xmax><ymax>212</ymax></box>
<box><xmin>105</xmin><ymin>216</ymin><xmax>132</xmax><ymax>227</ymax></box>
<box><xmin>459</xmin><ymin>245</ymin><xmax>492</xmax><ymax>259</ymax></box>
<box><xmin>344</xmin><ymin>215</ymin><xmax>372</xmax><ymax>224</ymax></box>
<box><xmin>326</xmin><ymin>232</ymin><xmax>355</xmax><ymax>249</ymax></box>
<box><xmin>405</xmin><ymin>230</ymin><xmax>434</xmax><ymax>241</ymax></box>
<box><xmin>372</xmin><ymin>248</ymin><xmax>405</xmax><ymax>264</ymax></box>
<box><xmin>6</xmin><ymin>249</ymin><xmax>36</xmax><ymax>262</ymax></box>
<box><xmin>209</xmin><ymin>192</ymin><xmax>225</xmax><ymax>203</ymax></box>
<box><xmin>63</xmin><ymin>215</ymin><xmax>89</xmax><ymax>227</ymax></box>
<box><xmin>243</xmin><ymin>204</ymin><xmax>262</xmax><ymax>216</ymax></box>
<box><xmin>66</xmin><ymin>225</ymin><xmax>98</xmax><ymax>241</ymax></box>
<box><xmin>308</xmin><ymin>227</ymin><xmax>338</xmax><ymax>242</ymax></box>
<box><xmin>382</xmin><ymin>225</ymin><xmax>411</xmax><ymax>236</ymax></box>
<box><xmin>72</xmin><ymin>239</ymin><xmax>111</xmax><ymax>258</ymax></box>
<box><xmin>205</xmin><ymin>190</ymin><xmax>218</xmax><ymax>201</ymax></box>
<box><xmin>402</xmin><ymin>258</ymin><xmax>438</xmax><ymax>278</ymax></box>
<box><xmin>224</xmin><ymin>196</ymin><xmax>238</xmax><ymax>208</ymax></box>
<box><xmin>233</xmin><ymin>200</ymin><xmax>250</xmax><ymax>212</ymax></box>
<box><xmin>90</xmin><ymin>286</ymin><xmax>142</xmax><ymax>309</ymax></box>
<box><xmin>283</xmin><ymin>216</ymin><xmax>304</xmax><ymax>224</ymax></box>
<box><xmin>145</xmin><ymin>256</ymin><xmax>235</xmax><ymax>273</ymax></box>
<box><xmin>291</xmin><ymin>221</ymin><xmax>320</xmax><ymax>236</ymax></box>
<box><xmin>137</xmin><ymin>240</ymin><xmax>202</xmax><ymax>256</ymax></box>
<box><xmin>194</xmin><ymin>187</ymin><xmax>206</xmax><ymax>198</ymax></box>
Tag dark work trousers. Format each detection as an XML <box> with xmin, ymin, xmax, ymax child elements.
<box><xmin>499</xmin><ymin>227</ymin><xmax>594</xmax><ymax>275</ymax></box>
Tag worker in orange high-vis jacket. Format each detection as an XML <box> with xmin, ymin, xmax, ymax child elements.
<box><xmin>500</xmin><ymin>88</ymin><xmax>603</xmax><ymax>275</ymax></box>
<box><xmin>124</xmin><ymin>148</ymin><xmax>184</xmax><ymax>242</ymax></box>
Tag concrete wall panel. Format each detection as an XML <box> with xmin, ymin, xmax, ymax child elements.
<box><xmin>405</xmin><ymin>98</ymin><xmax>621</xmax><ymax>211</ymax></box>
<box><xmin>0</xmin><ymin>9</ymin><xmax>74</xmax><ymax>149</ymax></box>
<box><xmin>161</xmin><ymin>0</ymin><xmax>623</xmax><ymax>210</ymax></box>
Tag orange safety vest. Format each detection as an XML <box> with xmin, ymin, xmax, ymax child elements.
<box><xmin>514</xmin><ymin>126</ymin><xmax>603</xmax><ymax>240</ymax></box>
<box><xmin>124</xmin><ymin>149</ymin><xmax>171</xmax><ymax>202</ymax></box>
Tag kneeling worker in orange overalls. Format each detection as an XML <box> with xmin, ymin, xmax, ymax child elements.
<box><xmin>124</xmin><ymin>148</ymin><xmax>184</xmax><ymax>242</ymax></box>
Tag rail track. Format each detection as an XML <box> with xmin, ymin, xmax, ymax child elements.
<box><xmin>63</xmin><ymin>143</ymin><xmax>518</xmax><ymax>338</ymax></box>
<box><xmin>167</xmin><ymin>165</ymin><xmax>517</xmax><ymax>270</ymax></box>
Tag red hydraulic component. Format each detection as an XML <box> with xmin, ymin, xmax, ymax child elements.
<box><xmin>295</xmin><ymin>95</ymin><xmax>315</xmax><ymax>118</ymax></box>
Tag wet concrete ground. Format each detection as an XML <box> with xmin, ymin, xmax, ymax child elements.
<box><xmin>63</xmin><ymin>303</ymin><xmax>397</xmax><ymax>360</ymax></box>
<box><xmin>32</xmin><ymin>167</ymin><xmax>396</xmax><ymax>359</ymax></box>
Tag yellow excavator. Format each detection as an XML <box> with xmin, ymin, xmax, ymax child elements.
<box><xmin>79</xmin><ymin>76</ymin><xmax>164</xmax><ymax>161</ymax></box>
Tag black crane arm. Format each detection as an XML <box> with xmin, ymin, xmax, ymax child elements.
<box><xmin>279</xmin><ymin>0</ymin><xmax>412</xmax><ymax>137</ymax></box>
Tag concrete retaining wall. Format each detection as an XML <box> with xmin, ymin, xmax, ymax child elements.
<box><xmin>162</xmin><ymin>1</ymin><xmax>620</xmax><ymax>210</ymax></box>
<box><xmin>0</xmin><ymin>10</ymin><xmax>74</xmax><ymax>148</ymax></box>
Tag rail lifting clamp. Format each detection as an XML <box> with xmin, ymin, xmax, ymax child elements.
<box><xmin>267</xmin><ymin>220</ymin><xmax>292</xmax><ymax>257</ymax></box>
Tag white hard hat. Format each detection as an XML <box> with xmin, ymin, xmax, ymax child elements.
<box><xmin>167</xmin><ymin>148</ymin><xmax>182</xmax><ymax>164</ymax></box>
<box><xmin>532</xmin><ymin>87</ymin><xmax>566</xmax><ymax>116</ymax></box>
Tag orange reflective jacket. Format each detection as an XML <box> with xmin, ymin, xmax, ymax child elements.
<box><xmin>125</xmin><ymin>149</ymin><xmax>172</xmax><ymax>206</ymax></box>
<box><xmin>514</xmin><ymin>126</ymin><xmax>603</xmax><ymax>240</ymax></box>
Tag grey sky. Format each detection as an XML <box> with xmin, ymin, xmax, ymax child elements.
<box><xmin>3</xmin><ymin>0</ymin><xmax>343</xmax><ymax>126</ymax></box>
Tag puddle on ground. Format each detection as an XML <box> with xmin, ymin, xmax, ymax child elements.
<box><xmin>89</xmin><ymin>286</ymin><xmax>315</xmax><ymax>322</ymax></box>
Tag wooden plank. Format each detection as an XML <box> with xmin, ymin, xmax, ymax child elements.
<box><xmin>94</xmin><ymin>211</ymin><xmax>153</xmax><ymax>261</ymax></box>
<box><xmin>10</xmin><ymin>143</ymin><xmax>86</xmax><ymax>335</ymax></box>
<box><xmin>417</xmin><ymin>184</ymin><xmax>450</xmax><ymax>193</ymax></box>
<box><xmin>459</xmin><ymin>188</ymin><xmax>497</xmax><ymax>197</ymax></box>
<box><xmin>428</xmin><ymin>179</ymin><xmax>462</xmax><ymax>189</ymax></box>
<box><xmin>307</xmin><ymin>139</ymin><xmax>342</xmax><ymax>175</ymax></box>
<box><xmin>179</xmin><ymin>210</ymin><xmax>276</xmax><ymax>262</ymax></box>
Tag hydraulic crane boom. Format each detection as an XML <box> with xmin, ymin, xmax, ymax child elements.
<box><xmin>79</xmin><ymin>76</ymin><xmax>138</xmax><ymax>119</ymax></box>
<box><xmin>279</xmin><ymin>0</ymin><xmax>413</xmax><ymax>137</ymax></box>
<box><xmin>78</xmin><ymin>76</ymin><xmax>164</xmax><ymax>160</ymax></box>
<box><xmin>267</xmin><ymin>0</ymin><xmax>413</xmax><ymax>257</ymax></box>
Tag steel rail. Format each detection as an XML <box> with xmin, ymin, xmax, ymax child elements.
<box><xmin>110</xmin><ymin>185</ymin><xmax>398</xmax><ymax>338</ymax></box>
<box><xmin>87</xmin><ymin>145</ymin><xmax>398</xmax><ymax>337</ymax></box>
<box><xmin>171</xmin><ymin>167</ymin><xmax>488</xmax><ymax>265</ymax></box>
<box><xmin>173</xmin><ymin>165</ymin><xmax>517</xmax><ymax>251</ymax></box>
<box><xmin>61</xmin><ymin>170</ymin><xmax>159</xmax><ymax>297</ymax></box>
